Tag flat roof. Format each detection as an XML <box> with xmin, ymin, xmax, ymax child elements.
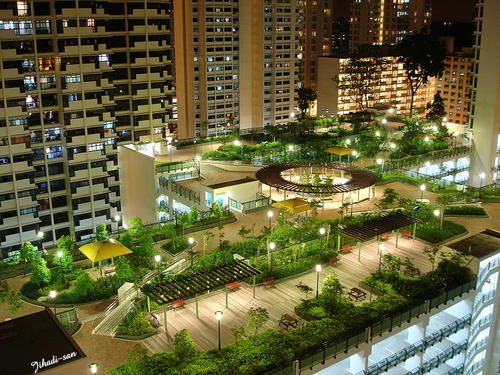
<box><xmin>205</xmin><ymin>177</ymin><xmax>257</xmax><ymax>189</ymax></box>
<box><xmin>0</xmin><ymin>309</ymin><xmax>85</xmax><ymax>375</ymax></box>
<box><xmin>448</xmin><ymin>229</ymin><xmax>500</xmax><ymax>258</ymax></box>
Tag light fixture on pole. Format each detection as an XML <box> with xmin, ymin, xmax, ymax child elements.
<box><xmin>389</xmin><ymin>142</ymin><xmax>396</xmax><ymax>149</ymax></box>
<box><xmin>37</xmin><ymin>231</ymin><xmax>44</xmax><ymax>239</ymax></box>
<box><xmin>424</xmin><ymin>161</ymin><xmax>431</xmax><ymax>176</ymax></box>
<box><xmin>288</xmin><ymin>144</ymin><xmax>294</xmax><ymax>152</ymax></box>
<box><xmin>319</xmin><ymin>227</ymin><xmax>326</xmax><ymax>249</ymax></box>
<box><xmin>345</xmin><ymin>138</ymin><xmax>351</xmax><ymax>145</ymax></box>
<box><xmin>49</xmin><ymin>290</ymin><xmax>57</xmax><ymax>314</ymax></box>
<box><xmin>378</xmin><ymin>243</ymin><xmax>385</xmax><ymax>272</ymax></box>
<box><xmin>113</xmin><ymin>214</ymin><xmax>120</xmax><ymax>222</ymax></box>
<box><xmin>215</xmin><ymin>311</ymin><xmax>223</xmax><ymax>350</ymax></box>
<box><xmin>167</xmin><ymin>144</ymin><xmax>172</xmax><ymax>162</ymax></box>
<box><xmin>375</xmin><ymin>130</ymin><xmax>381</xmax><ymax>137</ymax></box>
<box><xmin>420</xmin><ymin>184</ymin><xmax>426</xmax><ymax>201</ymax></box>
<box><xmin>267</xmin><ymin>210</ymin><xmax>274</xmax><ymax>228</ymax></box>
<box><xmin>479</xmin><ymin>172</ymin><xmax>486</xmax><ymax>193</ymax></box>
<box><xmin>315</xmin><ymin>264</ymin><xmax>322</xmax><ymax>299</ymax></box>
<box><xmin>376</xmin><ymin>158</ymin><xmax>384</xmax><ymax>173</ymax></box>
<box><xmin>381</xmin><ymin>118</ymin><xmax>387</xmax><ymax>125</ymax></box>
<box><xmin>89</xmin><ymin>363</ymin><xmax>98</xmax><ymax>374</ymax></box>
<box><xmin>154</xmin><ymin>254</ymin><xmax>161</xmax><ymax>263</ymax></box>
<box><xmin>433</xmin><ymin>209</ymin><xmax>441</xmax><ymax>229</ymax></box>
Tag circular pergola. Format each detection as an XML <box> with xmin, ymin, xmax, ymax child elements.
<box><xmin>256</xmin><ymin>162</ymin><xmax>377</xmax><ymax>195</ymax></box>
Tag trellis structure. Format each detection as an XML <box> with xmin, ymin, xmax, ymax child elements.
<box><xmin>337</xmin><ymin>212</ymin><xmax>420</xmax><ymax>261</ymax></box>
<box><xmin>142</xmin><ymin>260</ymin><xmax>261</xmax><ymax>305</ymax></box>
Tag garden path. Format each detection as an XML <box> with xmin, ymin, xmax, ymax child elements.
<box><xmin>142</xmin><ymin>236</ymin><xmax>430</xmax><ymax>353</ymax></box>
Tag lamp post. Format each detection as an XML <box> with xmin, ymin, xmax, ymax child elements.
<box><xmin>479</xmin><ymin>172</ymin><xmax>485</xmax><ymax>196</ymax></box>
<box><xmin>424</xmin><ymin>161</ymin><xmax>431</xmax><ymax>176</ymax></box>
<box><xmin>233</xmin><ymin>140</ymin><xmax>242</xmax><ymax>155</ymax></box>
<box><xmin>420</xmin><ymin>184</ymin><xmax>426</xmax><ymax>201</ymax></box>
<box><xmin>215</xmin><ymin>311</ymin><xmax>223</xmax><ymax>350</ymax></box>
<box><xmin>389</xmin><ymin>142</ymin><xmax>396</xmax><ymax>150</ymax></box>
<box><xmin>37</xmin><ymin>231</ymin><xmax>44</xmax><ymax>239</ymax></box>
<box><xmin>267</xmin><ymin>210</ymin><xmax>274</xmax><ymax>228</ymax></box>
<box><xmin>267</xmin><ymin>241</ymin><xmax>275</xmax><ymax>270</ymax></box>
<box><xmin>49</xmin><ymin>290</ymin><xmax>57</xmax><ymax>314</ymax></box>
<box><xmin>378</xmin><ymin>243</ymin><xmax>385</xmax><ymax>273</ymax></box>
<box><xmin>154</xmin><ymin>254</ymin><xmax>161</xmax><ymax>265</ymax></box>
<box><xmin>56</xmin><ymin>250</ymin><xmax>63</xmax><ymax>279</ymax></box>
<box><xmin>315</xmin><ymin>264</ymin><xmax>322</xmax><ymax>299</ymax></box>
<box><xmin>433</xmin><ymin>209</ymin><xmax>441</xmax><ymax>230</ymax></box>
<box><xmin>319</xmin><ymin>227</ymin><xmax>326</xmax><ymax>249</ymax></box>
<box><xmin>375</xmin><ymin>130</ymin><xmax>381</xmax><ymax>137</ymax></box>
<box><xmin>167</xmin><ymin>144</ymin><xmax>172</xmax><ymax>162</ymax></box>
<box><xmin>89</xmin><ymin>363</ymin><xmax>98</xmax><ymax>374</ymax></box>
<box><xmin>381</xmin><ymin>118</ymin><xmax>387</xmax><ymax>125</ymax></box>
<box><xmin>376</xmin><ymin>158</ymin><xmax>384</xmax><ymax>174</ymax></box>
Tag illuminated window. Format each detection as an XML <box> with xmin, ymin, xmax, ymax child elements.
<box><xmin>17</xmin><ymin>1</ymin><xmax>29</xmax><ymax>16</ymax></box>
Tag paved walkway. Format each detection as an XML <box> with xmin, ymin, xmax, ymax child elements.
<box><xmin>143</xmin><ymin>235</ymin><xmax>430</xmax><ymax>353</ymax></box>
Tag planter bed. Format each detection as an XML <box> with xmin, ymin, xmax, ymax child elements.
<box><xmin>115</xmin><ymin>329</ymin><xmax>158</xmax><ymax>341</ymax></box>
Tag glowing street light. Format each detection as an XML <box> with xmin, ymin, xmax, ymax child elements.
<box><xmin>215</xmin><ymin>311</ymin><xmax>223</xmax><ymax>350</ymax></box>
<box><xmin>424</xmin><ymin>136</ymin><xmax>430</xmax><ymax>142</ymax></box>
<box><xmin>433</xmin><ymin>209</ymin><xmax>443</xmax><ymax>230</ymax></box>
<box><xmin>315</xmin><ymin>264</ymin><xmax>322</xmax><ymax>299</ymax></box>
<box><xmin>388</xmin><ymin>107</ymin><xmax>395</xmax><ymax>114</ymax></box>
<box><xmin>49</xmin><ymin>290</ymin><xmax>57</xmax><ymax>314</ymax></box>
<box><xmin>319</xmin><ymin>227</ymin><xmax>326</xmax><ymax>249</ymax></box>
<box><xmin>376</xmin><ymin>158</ymin><xmax>385</xmax><ymax>173</ymax></box>
<box><xmin>89</xmin><ymin>363</ymin><xmax>98</xmax><ymax>374</ymax></box>
<box><xmin>345</xmin><ymin>138</ymin><xmax>351</xmax><ymax>145</ymax></box>
<box><xmin>233</xmin><ymin>139</ymin><xmax>241</xmax><ymax>147</ymax></box>
<box><xmin>113</xmin><ymin>214</ymin><xmax>120</xmax><ymax>222</ymax></box>
<box><xmin>154</xmin><ymin>255</ymin><xmax>161</xmax><ymax>263</ymax></box>
<box><xmin>420</xmin><ymin>184</ymin><xmax>426</xmax><ymax>201</ymax></box>
<box><xmin>268</xmin><ymin>242</ymin><xmax>276</xmax><ymax>251</ymax></box>
<box><xmin>375</xmin><ymin>130</ymin><xmax>381</xmax><ymax>137</ymax></box>
<box><xmin>381</xmin><ymin>118</ymin><xmax>387</xmax><ymax>125</ymax></box>
<box><xmin>267</xmin><ymin>210</ymin><xmax>274</xmax><ymax>228</ymax></box>
<box><xmin>378</xmin><ymin>243</ymin><xmax>385</xmax><ymax>272</ymax></box>
<box><xmin>37</xmin><ymin>231</ymin><xmax>44</xmax><ymax>238</ymax></box>
<box><xmin>389</xmin><ymin>142</ymin><xmax>396</xmax><ymax>149</ymax></box>
<box><xmin>288</xmin><ymin>144</ymin><xmax>294</xmax><ymax>152</ymax></box>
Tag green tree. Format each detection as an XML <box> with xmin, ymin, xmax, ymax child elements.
<box><xmin>321</xmin><ymin>273</ymin><xmax>344</xmax><ymax>297</ymax></box>
<box><xmin>115</xmin><ymin>257</ymin><xmax>134</xmax><ymax>281</ymax></box>
<box><xmin>31</xmin><ymin>258</ymin><xmax>51</xmax><ymax>286</ymax></box>
<box><xmin>20</xmin><ymin>242</ymin><xmax>38</xmax><ymax>264</ymax></box>
<box><xmin>396</xmin><ymin>33</ymin><xmax>445</xmax><ymax>116</ymax></box>
<box><xmin>128</xmin><ymin>217</ymin><xmax>144</xmax><ymax>236</ymax></box>
<box><xmin>426</xmin><ymin>93</ymin><xmax>446</xmax><ymax>121</ymax></box>
<box><xmin>217</xmin><ymin>224</ymin><xmax>225</xmax><ymax>245</ymax></box>
<box><xmin>56</xmin><ymin>235</ymin><xmax>76</xmax><ymax>256</ymax></box>
<box><xmin>230</xmin><ymin>326</ymin><xmax>246</xmax><ymax>348</ymax></box>
<box><xmin>210</xmin><ymin>202</ymin><xmax>224</xmax><ymax>218</ymax></box>
<box><xmin>334</xmin><ymin>56</ymin><xmax>386</xmax><ymax>111</ymax></box>
<box><xmin>237</xmin><ymin>225</ymin><xmax>251</xmax><ymax>240</ymax></box>
<box><xmin>424</xmin><ymin>246</ymin><xmax>440</xmax><ymax>271</ymax></box>
<box><xmin>246</xmin><ymin>307</ymin><xmax>269</xmax><ymax>336</ymax></box>
<box><xmin>0</xmin><ymin>280</ymin><xmax>24</xmax><ymax>314</ymax></box>
<box><xmin>202</xmin><ymin>231</ymin><xmax>214</xmax><ymax>256</ymax></box>
<box><xmin>187</xmin><ymin>206</ymin><xmax>199</xmax><ymax>224</ymax></box>
<box><xmin>173</xmin><ymin>328</ymin><xmax>197</xmax><ymax>359</ymax></box>
<box><xmin>53</xmin><ymin>250</ymin><xmax>73</xmax><ymax>276</ymax></box>
<box><xmin>178</xmin><ymin>213</ymin><xmax>190</xmax><ymax>234</ymax></box>
<box><xmin>95</xmin><ymin>224</ymin><xmax>109</xmax><ymax>241</ymax></box>
<box><xmin>297</xmin><ymin>87</ymin><xmax>317</xmax><ymax>120</ymax></box>
<box><xmin>73</xmin><ymin>271</ymin><xmax>95</xmax><ymax>297</ymax></box>
<box><xmin>295</xmin><ymin>282</ymin><xmax>314</xmax><ymax>300</ymax></box>
<box><xmin>383</xmin><ymin>254</ymin><xmax>402</xmax><ymax>272</ymax></box>
<box><xmin>378</xmin><ymin>188</ymin><xmax>400</xmax><ymax>209</ymax></box>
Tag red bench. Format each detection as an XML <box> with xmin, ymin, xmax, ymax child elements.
<box><xmin>228</xmin><ymin>281</ymin><xmax>240</xmax><ymax>291</ymax></box>
<box><xmin>171</xmin><ymin>299</ymin><xmax>185</xmax><ymax>310</ymax></box>
<box><xmin>263</xmin><ymin>277</ymin><xmax>276</xmax><ymax>288</ymax></box>
<box><xmin>401</xmin><ymin>229</ymin><xmax>412</xmax><ymax>238</ymax></box>
<box><xmin>329</xmin><ymin>256</ymin><xmax>340</xmax><ymax>265</ymax></box>
<box><xmin>341</xmin><ymin>245</ymin><xmax>352</xmax><ymax>254</ymax></box>
<box><xmin>380</xmin><ymin>233</ymin><xmax>389</xmax><ymax>241</ymax></box>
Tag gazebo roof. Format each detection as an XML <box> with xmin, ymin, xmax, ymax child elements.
<box><xmin>142</xmin><ymin>260</ymin><xmax>261</xmax><ymax>305</ymax></box>
<box><xmin>272</xmin><ymin>198</ymin><xmax>313</xmax><ymax>214</ymax></box>
<box><xmin>324</xmin><ymin>146</ymin><xmax>354</xmax><ymax>156</ymax></box>
<box><xmin>340</xmin><ymin>212</ymin><xmax>420</xmax><ymax>242</ymax></box>
<box><xmin>79</xmin><ymin>239</ymin><xmax>132</xmax><ymax>262</ymax></box>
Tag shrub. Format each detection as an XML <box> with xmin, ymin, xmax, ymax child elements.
<box><xmin>415</xmin><ymin>220</ymin><xmax>467</xmax><ymax>243</ymax></box>
<box><xmin>31</xmin><ymin>258</ymin><xmax>51</xmax><ymax>286</ymax></box>
<box><xmin>116</xmin><ymin>310</ymin><xmax>154</xmax><ymax>336</ymax></box>
<box><xmin>444</xmin><ymin>205</ymin><xmax>486</xmax><ymax>216</ymax></box>
<box><xmin>161</xmin><ymin>236</ymin><xmax>189</xmax><ymax>255</ymax></box>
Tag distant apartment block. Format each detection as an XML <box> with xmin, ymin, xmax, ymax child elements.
<box><xmin>0</xmin><ymin>0</ymin><xmax>175</xmax><ymax>255</ymax></box>
<box><xmin>349</xmin><ymin>0</ymin><xmax>432</xmax><ymax>53</ymax></box>
<box><xmin>316</xmin><ymin>56</ymin><xmax>435</xmax><ymax>117</ymax></box>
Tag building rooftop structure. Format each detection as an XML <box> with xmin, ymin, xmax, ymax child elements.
<box><xmin>448</xmin><ymin>229</ymin><xmax>500</xmax><ymax>258</ymax></box>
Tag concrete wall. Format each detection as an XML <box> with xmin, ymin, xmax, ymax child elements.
<box><xmin>468</xmin><ymin>0</ymin><xmax>500</xmax><ymax>186</ymax></box>
<box><xmin>118</xmin><ymin>146</ymin><xmax>156</xmax><ymax>226</ymax></box>
<box><xmin>317</xmin><ymin>57</ymin><xmax>340</xmax><ymax>116</ymax></box>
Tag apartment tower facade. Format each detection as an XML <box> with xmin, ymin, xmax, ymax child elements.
<box><xmin>349</xmin><ymin>0</ymin><xmax>432</xmax><ymax>53</ymax></box>
<box><xmin>0</xmin><ymin>0</ymin><xmax>174</xmax><ymax>255</ymax></box>
<box><xmin>174</xmin><ymin>0</ymin><xmax>301</xmax><ymax>138</ymax></box>
<box><xmin>468</xmin><ymin>0</ymin><xmax>500</xmax><ymax>186</ymax></box>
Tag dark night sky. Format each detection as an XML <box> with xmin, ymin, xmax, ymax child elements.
<box><xmin>335</xmin><ymin>0</ymin><xmax>476</xmax><ymax>23</ymax></box>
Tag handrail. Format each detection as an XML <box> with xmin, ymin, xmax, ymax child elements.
<box><xmin>472</xmin><ymin>289</ymin><xmax>495</xmax><ymax>319</ymax></box>
<box><xmin>465</xmin><ymin>337</ymin><xmax>488</xmax><ymax>363</ymax></box>
<box><xmin>477</xmin><ymin>256</ymin><xmax>500</xmax><ymax>284</ymax></box>
<box><xmin>267</xmin><ymin>279</ymin><xmax>476</xmax><ymax>375</ymax></box>
<box><xmin>464</xmin><ymin>359</ymin><xmax>484</xmax><ymax>375</ymax></box>
<box><xmin>155</xmin><ymin>160</ymin><xmax>196</xmax><ymax>174</ymax></box>
<box><xmin>469</xmin><ymin>313</ymin><xmax>492</xmax><ymax>339</ymax></box>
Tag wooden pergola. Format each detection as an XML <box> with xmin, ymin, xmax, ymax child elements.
<box><xmin>338</xmin><ymin>212</ymin><xmax>420</xmax><ymax>261</ymax></box>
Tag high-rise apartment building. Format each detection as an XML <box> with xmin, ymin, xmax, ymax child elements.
<box><xmin>298</xmin><ymin>0</ymin><xmax>334</xmax><ymax>89</ymax></box>
<box><xmin>316</xmin><ymin>56</ymin><xmax>435</xmax><ymax>117</ymax></box>
<box><xmin>436</xmin><ymin>52</ymin><xmax>473</xmax><ymax>135</ymax></box>
<box><xmin>468</xmin><ymin>0</ymin><xmax>500</xmax><ymax>186</ymax></box>
<box><xmin>174</xmin><ymin>0</ymin><xmax>301</xmax><ymax>138</ymax></box>
<box><xmin>349</xmin><ymin>0</ymin><xmax>432</xmax><ymax>53</ymax></box>
<box><xmin>0</xmin><ymin>0</ymin><xmax>174</xmax><ymax>255</ymax></box>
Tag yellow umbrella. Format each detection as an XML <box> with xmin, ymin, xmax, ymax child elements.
<box><xmin>79</xmin><ymin>239</ymin><xmax>132</xmax><ymax>263</ymax></box>
<box><xmin>272</xmin><ymin>198</ymin><xmax>313</xmax><ymax>215</ymax></box>
<box><xmin>324</xmin><ymin>146</ymin><xmax>353</xmax><ymax>156</ymax></box>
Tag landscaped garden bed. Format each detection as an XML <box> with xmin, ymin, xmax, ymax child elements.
<box><xmin>444</xmin><ymin>205</ymin><xmax>487</xmax><ymax>217</ymax></box>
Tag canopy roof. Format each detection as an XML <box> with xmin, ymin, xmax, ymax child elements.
<box><xmin>142</xmin><ymin>260</ymin><xmax>261</xmax><ymax>305</ymax></box>
<box><xmin>79</xmin><ymin>239</ymin><xmax>132</xmax><ymax>262</ymax></box>
<box><xmin>340</xmin><ymin>212</ymin><xmax>420</xmax><ymax>242</ymax></box>
<box><xmin>324</xmin><ymin>146</ymin><xmax>354</xmax><ymax>156</ymax></box>
<box><xmin>272</xmin><ymin>198</ymin><xmax>313</xmax><ymax>214</ymax></box>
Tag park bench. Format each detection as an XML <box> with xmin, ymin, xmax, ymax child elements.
<box><xmin>104</xmin><ymin>268</ymin><xmax>116</xmax><ymax>277</ymax></box>
<box><xmin>380</xmin><ymin>233</ymin><xmax>389</xmax><ymax>241</ymax></box>
<box><xmin>171</xmin><ymin>299</ymin><xmax>186</xmax><ymax>310</ymax></box>
<box><xmin>401</xmin><ymin>229</ymin><xmax>412</xmax><ymax>239</ymax></box>
<box><xmin>329</xmin><ymin>256</ymin><xmax>340</xmax><ymax>265</ymax></box>
<box><xmin>227</xmin><ymin>281</ymin><xmax>240</xmax><ymax>291</ymax></box>
<box><xmin>263</xmin><ymin>277</ymin><xmax>276</xmax><ymax>288</ymax></box>
<box><xmin>341</xmin><ymin>244</ymin><xmax>352</xmax><ymax>254</ymax></box>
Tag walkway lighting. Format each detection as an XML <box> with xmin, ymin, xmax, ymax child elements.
<box><xmin>378</xmin><ymin>243</ymin><xmax>385</xmax><ymax>272</ymax></box>
<box><xmin>267</xmin><ymin>210</ymin><xmax>274</xmax><ymax>227</ymax></box>
<box><xmin>420</xmin><ymin>184</ymin><xmax>426</xmax><ymax>201</ymax></box>
<box><xmin>233</xmin><ymin>140</ymin><xmax>241</xmax><ymax>147</ymax></box>
<box><xmin>37</xmin><ymin>231</ymin><xmax>44</xmax><ymax>238</ymax></box>
<box><xmin>288</xmin><ymin>145</ymin><xmax>294</xmax><ymax>151</ymax></box>
<box><xmin>89</xmin><ymin>363</ymin><xmax>98</xmax><ymax>374</ymax></box>
<box><xmin>375</xmin><ymin>130</ymin><xmax>381</xmax><ymax>137</ymax></box>
<box><xmin>154</xmin><ymin>255</ymin><xmax>161</xmax><ymax>263</ymax></box>
<box><xmin>215</xmin><ymin>311</ymin><xmax>223</xmax><ymax>350</ymax></box>
<box><xmin>315</xmin><ymin>264</ymin><xmax>322</xmax><ymax>299</ymax></box>
<box><xmin>381</xmin><ymin>118</ymin><xmax>387</xmax><ymax>125</ymax></box>
<box><xmin>268</xmin><ymin>242</ymin><xmax>276</xmax><ymax>251</ymax></box>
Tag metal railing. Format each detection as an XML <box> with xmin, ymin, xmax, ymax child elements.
<box><xmin>264</xmin><ymin>280</ymin><xmax>476</xmax><ymax>375</ymax></box>
<box><xmin>477</xmin><ymin>256</ymin><xmax>500</xmax><ymax>284</ymax></box>
<box><xmin>158</xmin><ymin>178</ymin><xmax>201</xmax><ymax>204</ymax></box>
<box><xmin>469</xmin><ymin>314</ymin><xmax>491</xmax><ymax>339</ymax></box>
<box><xmin>155</xmin><ymin>160</ymin><xmax>197</xmax><ymax>174</ymax></box>
<box><xmin>472</xmin><ymin>289</ymin><xmax>495</xmax><ymax>319</ymax></box>
<box><xmin>465</xmin><ymin>337</ymin><xmax>488</xmax><ymax>364</ymax></box>
<box><xmin>464</xmin><ymin>359</ymin><xmax>484</xmax><ymax>375</ymax></box>
<box><xmin>228</xmin><ymin>193</ymin><xmax>271</xmax><ymax>213</ymax></box>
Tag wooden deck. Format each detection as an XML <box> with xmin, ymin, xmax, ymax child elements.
<box><xmin>143</xmin><ymin>236</ymin><xmax>431</xmax><ymax>353</ymax></box>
